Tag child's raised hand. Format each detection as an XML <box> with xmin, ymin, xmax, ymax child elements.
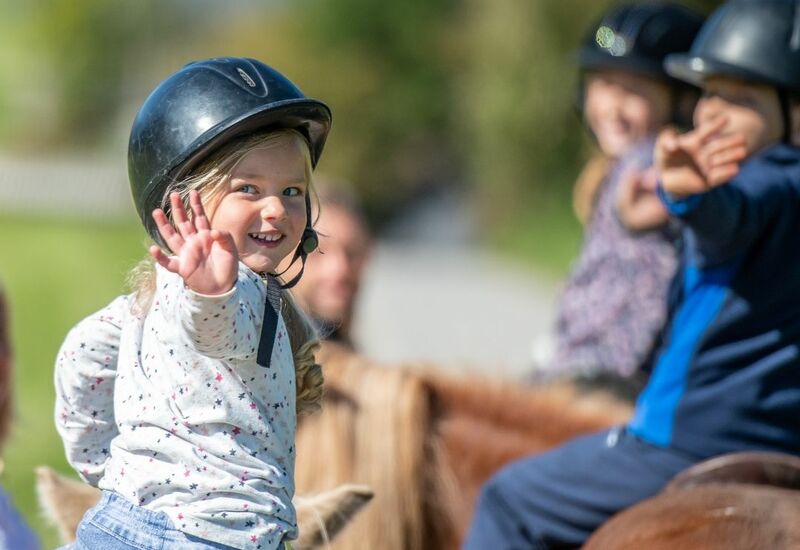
<box><xmin>615</xmin><ymin>166</ymin><xmax>669</xmax><ymax>231</ymax></box>
<box><xmin>655</xmin><ymin>116</ymin><xmax>748</xmax><ymax>199</ymax></box>
<box><xmin>150</xmin><ymin>191</ymin><xmax>239</xmax><ymax>295</ymax></box>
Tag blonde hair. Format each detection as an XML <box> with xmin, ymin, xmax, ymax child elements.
<box><xmin>572</xmin><ymin>151</ymin><xmax>613</xmax><ymax>225</ymax></box>
<box><xmin>128</xmin><ymin>128</ymin><xmax>323</xmax><ymax>416</ymax></box>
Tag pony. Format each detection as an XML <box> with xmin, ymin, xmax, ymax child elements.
<box><xmin>294</xmin><ymin>342</ymin><xmax>632</xmax><ymax>549</ymax></box>
<box><xmin>585</xmin><ymin>452</ymin><xmax>800</xmax><ymax>549</ymax></box>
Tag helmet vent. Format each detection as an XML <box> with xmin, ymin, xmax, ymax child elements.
<box><xmin>237</xmin><ymin>68</ymin><xmax>258</xmax><ymax>89</ymax></box>
<box><xmin>596</xmin><ymin>26</ymin><xmax>628</xmax><ymax>56</ymax></box>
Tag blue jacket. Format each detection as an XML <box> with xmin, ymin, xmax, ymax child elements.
<box><xmin>629</xmin><ymin>143</ymin><xmax>800</xmax><ymax>458</ymax></box>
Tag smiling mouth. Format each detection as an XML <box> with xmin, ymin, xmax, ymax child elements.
<box><xmin>249</xmin><ymin>232</ymin><xmax>284</xmax><ymax>247</ymax></box>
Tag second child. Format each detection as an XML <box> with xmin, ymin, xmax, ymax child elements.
<box><xmin>465</xmin><ymin>1</ymin><xmax>800</xmax><ymax>547</ymax></box>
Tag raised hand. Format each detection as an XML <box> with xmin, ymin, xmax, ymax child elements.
<box><xmin>655</xmin><ymin>116</ymin><xmax>748</xmax><ymax>199</ymax></box>
<box><xmin>615</xmin><ymin>166</ymin><xmax>669</xmax><ymax>231</ymax></box>
<box><xmin>150</xmin><ymin>191</ymin><xmax>239</xmax><ymax>295</ymax></box>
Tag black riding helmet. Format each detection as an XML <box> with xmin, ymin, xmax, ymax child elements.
<box><xmin>665</xmin><ymin>0</ymin><xmax>800</xmax><ymax>141</ymax></box>
<box><xmin>577</xmin><ymin>2</ymin><xmax>704</xmax><ymax>127</ymax></box>
<box><xmin>128</xmin><ymin>57</ymin><xmax>332</xmax><ymax>253</ymax></box>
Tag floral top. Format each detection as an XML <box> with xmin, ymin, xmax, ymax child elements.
<box><xmin>55</xmin><ymin>264</ymin><xmax>297</xmax><ymax>549</ymax></box>
<box><xmin>553</xmin><ymin>143</ymin><xmax>679</xmax><ymax>378</ymax></box>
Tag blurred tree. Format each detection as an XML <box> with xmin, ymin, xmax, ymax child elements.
<box><xmin>0</xmin><ymin>1</ymin><xmax>195</xmax><ymax>150</ymax></box>
<box><xmin>0</xmin><ymin>0</ymin><xmax>724</xmax><ymax>228</ymax></box>
<box><xmin>293</xmin><ymin>0</ymin><xmax>461</xmax><ymax>222</ymax></box>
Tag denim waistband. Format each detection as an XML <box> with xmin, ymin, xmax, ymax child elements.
<box><xmin>94</xmin><ymin>491</ymin><xmax>172</xmax><ymax>535</ymax></box>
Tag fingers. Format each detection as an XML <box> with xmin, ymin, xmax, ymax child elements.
<box><xmin>149</xmin><ymin>245</ymin><xmax>179</xmax><ymax>273</ymax></box>
<box><xmin>171</xmin><ymin>192</ymin><xmax>197</xmax><ymax>240</ymax></box>
<box><xmin>152</xmin><ymin>207</ymin><xmax>185</xmax><ymax>253</ymax></box>
<box><xmin>657</xmin><ymin>128</ymin><xmax>680</xmax><ymax>154</ymax></box>
<box><xmin>705</xmin><ymin>164</ymin><xmax>740</xmax><ymax>187</ymax></box>
<box><xmin>702</xmin><ymin>134</ymin><xmax>748</xmax><ymax>165</ymax></box>
<box><xmin>696</xmin><ymin>115</ymin><xmax>729</xmax><ymax>145</ymax></box>
<box><xmin>698</xmin><ymin>133</ymin><xmax>746</xmax><ymax>185</ymax></box>
<box><xmin>189</xmin><ymin>190</ymin><xmax>211</xmax><ymax>231</ymax></box>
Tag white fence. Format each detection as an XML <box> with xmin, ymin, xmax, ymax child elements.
<box><xmin>0</xmin><ymin>154</ymin><xmax>133</xmax><ymax>219</ymax></box>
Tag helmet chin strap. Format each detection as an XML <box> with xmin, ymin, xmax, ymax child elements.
<box><xmin>271</xmin><ymin>245</ymin><xmax>309</xmax><ymax>289</ymax></box>
<box><xmin>264</xmin><ymin>193</ymin><xmax>316</xmax><ymax>290</ymax></box>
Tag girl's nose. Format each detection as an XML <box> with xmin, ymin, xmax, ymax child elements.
<box><xmin>260</xmin><ymin>196</ymin><xmax>288</xmax><ymax>221</ymax></box>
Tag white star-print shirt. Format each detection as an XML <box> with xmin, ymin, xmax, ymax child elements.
<box><xmin>55</xmin><ymin>264</ymin><xmax>297</xmax><ymax>549</ymax></box>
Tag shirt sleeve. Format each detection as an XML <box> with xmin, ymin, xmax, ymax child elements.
<box><xmin>153</xmin><ymin>264</ymin><xmax>266</xmax><ymax>361</ymax></box>
<box><xmin>658</xmin><ymin>158</ymin><xmax>791</xmax><ymax>267</ymax></box>
<box><xmin>54</xmin><ymin>296</ymin><xmax>126</xmax><ymax>486</ymax></box>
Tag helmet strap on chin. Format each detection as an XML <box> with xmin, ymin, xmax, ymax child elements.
<box><xmin>267</xmin><ymin>193</ymin><xmax>317</xmax><ymax>290</ymax></box>
<box><xmin>272</xmin><ymin>247</ymin><xmax>309</xmax><ymax>290</ymax></box>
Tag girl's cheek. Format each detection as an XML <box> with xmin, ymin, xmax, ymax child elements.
<box><xmin>624</xmin><ymin>98</ymin><xmax>653</xmax><ymax>136</ymax></box>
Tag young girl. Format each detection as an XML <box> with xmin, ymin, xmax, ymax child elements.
<box><xmin>535</xmin><ymin>3</ymin><xmax>704</xmax><ymax>393</ymax></box>
<box><xmin>56</xmin><ymin>57</ymin><xmax>330</xmax><ymax>549</ymax></box>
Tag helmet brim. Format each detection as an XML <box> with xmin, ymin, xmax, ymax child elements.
<box><xmin>578</xmin><ymin>48</ymin><xmax>667</xmax><ymax>80</ymax></box>
<box><xmin>665</xmin><ymin>53</ymin><xmax>773</xmax><ymax>88</ymax></box>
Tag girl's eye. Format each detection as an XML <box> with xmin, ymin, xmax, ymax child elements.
<box><xmin>236</xmin><ymin>184</ymin><xmax>258</xmax><ymax>194</ymax></box>
<box><xmin>283</xmin><ymin>187</ymin><xmax>303</xmax><ymax>197</ymax></box>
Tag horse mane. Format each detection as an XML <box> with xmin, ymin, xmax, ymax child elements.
<box><xmin>295</xmin><ymin>343</ymin><xmax>632</xmax><ymax>549</ymax></box>
<box><xmin>295</xmin><ymin>342</ymin><xmax>437</xmax><ymax>549</ymax></box>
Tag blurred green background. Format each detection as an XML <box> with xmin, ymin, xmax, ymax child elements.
<box><xmin>0</xmin><ymin>0</ymin><xmax>719</xmax><ymax>546</ymax></box>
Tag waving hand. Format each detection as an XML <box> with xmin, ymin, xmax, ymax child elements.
<box><xmin>149</xmin><ymin>191</ymin><xmax>239</xmax><ymax>295</ymax></box>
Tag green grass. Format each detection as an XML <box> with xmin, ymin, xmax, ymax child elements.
<box><xmin>0</xmin><ymin>213</ymin><xmax>145</xmax><ymax>549</ymax></box>
<box><xmin>488</xmin><ymin>195</ymin><xmax>583</xmax><ymax>280</ymax></box>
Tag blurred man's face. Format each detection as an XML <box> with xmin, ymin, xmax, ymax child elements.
<box><xmin>295</xmin><ymin>205</ymin><xmax>371</xmax><ymax>334</ymax></box>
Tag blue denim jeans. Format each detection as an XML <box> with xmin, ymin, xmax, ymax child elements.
<box><xmin>63</xmin><ymin>491</ymin><xmax>288</xmax><ymax>549</ymax></box>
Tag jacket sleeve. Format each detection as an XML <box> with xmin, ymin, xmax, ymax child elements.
<box><xmin>659</xmin><ymin>161</ymin><xmax>791</xmax><ymax>267</ymax></box>
<box><xmin>153</xmin><ymin>264</ymin><xmax>265</xmax><ymax>361</ymax></box>
<box><xmin>54</xmin><ymin>296</ymin><xmax>125</xmax><ymax>486</ymax></box>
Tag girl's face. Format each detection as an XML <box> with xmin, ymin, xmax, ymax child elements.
<box><xmin>584</xmin><ymin>70</ymin><xmax>672</xmax><ymax>158</ymax></box>
<box><xmin>694</xmin><ymin>77</ymin><xmax>783</xmax><ymax>155</ymax></box>
<box><xmin>207</xmin><ymin>138</ymin><xmax>309</xmax><ymax>274</ymax></box>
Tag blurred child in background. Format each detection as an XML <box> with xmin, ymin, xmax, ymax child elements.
<box><xmin>466</xmin><ymin>1</ymin><xmax>800</xmax><ymax>546</ymax></box>
<box><xmin>536</xmin><ymin>2</ymin><xmax>703</xmax><ymax>397</ymax></box>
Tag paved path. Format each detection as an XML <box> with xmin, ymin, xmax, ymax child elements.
<box><xmin>352</xmin><ymin>189</ymin><xmax>557</xmax><ymax>379</ymax></box>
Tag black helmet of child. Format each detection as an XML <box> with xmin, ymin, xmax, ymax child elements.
<box><xmin>665</xmin><ymin>0</ymin><xmax>800</xmax><ymax>92</ymax></box>
<box><xmin>578</xmin><ymin>2</ymin><xmax>705</xmax><ymax>81</ymax></box>
<box><xmin>128</xmin><ymin>57</ymin><xmax>332</xmax><ymax>250</ymax></box>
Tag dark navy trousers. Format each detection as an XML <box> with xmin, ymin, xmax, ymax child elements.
<box><xmin>462</xmin><ymin>428</ymin><xmax>700</xmax><ymax>549</ymax></box>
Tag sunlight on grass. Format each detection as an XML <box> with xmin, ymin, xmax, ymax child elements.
<box><xmin>0</xmin><ymin>213</ymin><xmax>145</xmax><ymax>548</ymax></box>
